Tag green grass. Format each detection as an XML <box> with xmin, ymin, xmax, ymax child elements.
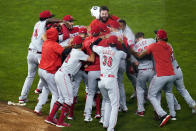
<box><xmin>0</xmin><ymin>0</ymin><xmax>196</xmax><ymax>131</ymax></box>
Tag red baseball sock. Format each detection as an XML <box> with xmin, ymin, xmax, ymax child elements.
<box><xmin>95</xmin><ymin>93</ymin><xmax>101</xmax><ymax>115</ymax></box>
<box><xmin>48</xmin><ymin>101</ymin><xmax>62</xmax><ymax>119</ymax></box>
<box><xmin>68</xmin><ymin>97</ymin><xmax>77</xmax><ymax>117</ymax></box>
<box><xmin>58</xmin><ymin>103</ymin><xmax>70</xmax><ymax>124</ymax></box>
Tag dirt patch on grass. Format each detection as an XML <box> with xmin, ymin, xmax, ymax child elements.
<box><xmin>0</xmin><ymin>102</ymin><xmax>60</xmax><ymax>131</ymax></box>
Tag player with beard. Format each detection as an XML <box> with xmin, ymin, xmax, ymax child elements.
<box><xmin>90</xmin><ymin>6</ymin><xmax>119</xmax><ymax>35</ymax></box>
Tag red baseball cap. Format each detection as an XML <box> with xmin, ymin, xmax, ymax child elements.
<box><xmin>79</xmin><ymin>27</ymin><xmax>87</xmax><ymax>34</ymax></box>
<box><xmin>90</xmin><ymin>26</ymin><xmax>100</xmax><ymax>34</ymax></box>
<box><xmin>108</xmin><ymin>35</ymin><xmax>118</xmax><ymax>45</ymax></box>
<box><xmin>63</xmin><ymin>15</ymin><xmax>75</xmax><ymax>22</ymax></box>
<box><xmin>40</xmin><ymin>10</ymin><xmax>54</xmax><ymax>18</ymax></box>
<box><xmin>110</xmin><ymin>21</ymin><xmax>120</xmax><ymax>29</ymax></box>
<box><xmin>72</xmin><ymin>35</ymin><xmax>83</xmax><ymax>45</ymax></box>
<box><xmin>156</xmin><ymin>29</ymin><xmax>167</xmax><ymax>39</ymax></box>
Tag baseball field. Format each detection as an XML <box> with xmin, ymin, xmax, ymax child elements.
<box><xmin>0</xmin><ymin>0</ymin><xmax>196</xmax><ymax>130</ymax></box>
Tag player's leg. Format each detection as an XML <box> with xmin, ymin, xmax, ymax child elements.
<box><xmin>174</xmin><ymin>68</ymin><xmax>196</xmax><ymax>111</ymax></box>
<box><xmin>39</xmin><ymin>69</ymin><xmax>59</xmax><ymax>113</ymax></box>
<box><xmin>136</xmin><ymin>70</ymin><xmax>147</xmax><ymax>116</ymax></box>
<box><xmin>107</xmin><ymin>78</ymin><xmax>119</xmax><ymax>131</ymax></box>
<box><xmin>46</xmin><ymin>71</ymin><xmax>64</xmax><ymax>124</ymax></box>
<box><xmin>163</xmin><ymin>82</ymin><xmax>176</xmax><ymax>119</ymax></box>
<box><xmin>148</xmin><ymin>75</ymin><xmax>172</xmax><ymax>127</ymax></box>
<box><xmin>19</xmin><ymin>52</ymin><xmax>38</xmax><ymax>102</ymax></box>
<box><xmin>100</xmin><ymin>85</ymin><xmax>111</xmax><ymax>128</ymax></box>
<box><xmin>118</xmin><ymin>68</ymin><xmax>128</xmax><ymax>112</ymax></box>
<box><xmin>126</xmin><ymin>61</ymin><xmax>137</xmax><ymax>99</ymax></box>
<box><xmin>56</xmin><ymin>72</ymin><xmax>73</xmax><ymax>127</ymax></box>
<box><xmin>34</xmin><ymin>79</ymin><xmax>44</xmax><ymax>94</ymax></box>
<box><xmin>84</xmin><ymin>71</ymin><xmax>100</xmax><ymax>121</ymax></box>
<box><xmin>173</xmin><ymin>95</ymin><xmax>181</xmax><ymax>111</ymax></box>
<box><xmin>34</xmin><ymin>86</ymin><xmax>50</xmax><ymax>114</ymax></box>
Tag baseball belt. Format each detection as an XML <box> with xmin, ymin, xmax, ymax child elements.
<box><xmin>29</xmin><ymin>48</ymin><xmax>42</xmax><ymax>54</ymax></box>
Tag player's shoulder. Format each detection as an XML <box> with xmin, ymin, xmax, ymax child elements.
<box><xmin>145</xmin><ymin>38</ymin><xmax>156</xmax><ymax>43</ymax></box>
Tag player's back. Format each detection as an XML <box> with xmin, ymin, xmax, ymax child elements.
<box><xmin>134</xmin><ymin>38</ymin><xmax>156</xmax><ymax>69</ymax></box>
<box><xmin>60</xmin><ymin>49</ymin><xmax>88</xmax><ymax>75</ymax></box>
<box><xmin>29</xmin><ymin>20</ymin><xmax>47</xmax><ymax>52</ymax></box>
<box><xmin>93</xmin><ymin>46</ymin><xmax>126</xmax><ymax>78</ymax></box>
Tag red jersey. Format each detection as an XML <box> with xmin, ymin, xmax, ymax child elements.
<box><xmin>61</xmin><ymin>25</ymin><xmax>79</xmax><ymax>41</ymax></box>
<box><xmin>83</xmin><ymin>36</ymin><xmax>108</xmax><ymax>71</ymax></box>
<box><xmin>39</xmin><ymin>28</ymin><xmax>64</xmax><ymax>74</ymax></box>
<box><xmin>146</xmin><ymin>41</ymin><xmax>175</xmax><ymax>77</ymax></box>
<box><xmin>90</xmin><ymin>15</ymin><xmax>119</xmax><ymax>35</ymax></box>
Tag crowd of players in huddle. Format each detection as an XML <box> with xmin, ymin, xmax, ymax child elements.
<box><xmin>17</xmin><ymin>5</ymin><xmax>196</xmax><ymax>131</ymax></box>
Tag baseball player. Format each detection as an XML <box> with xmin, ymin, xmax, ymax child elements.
<box><xmin>83</xmin><ymin>26</ymin><xmax>108</xmax><ymax>122</ymax></box>
<box><xmin>133</xmin><ymin>32</ymin><xmax>156</xmax><ymax>116</ymax></box>
<box><xmin>38</xmin><ymin>27</ymin><xmax>73</xmax><ymax>118</ymax></box>
<box><xmin>109</xmin><ymin>20</ymin><xmax>128</xmax><ymax>112</ymax></box>
<box><xmin>118</xmin><ymin>19</ymin><xmax>137</xmax><ymax>100</ymax></box>
<box><xmin>90</xmin><ymin>6</ymin><xmax>119</xmax><ymax>35</ymax></box>
<box><xmin>168</xmin><ymin>43</ymin><xmax>196</xmax><ymax>114</ymax></box>
<box><xmin>130</xmin><ymin>29</ymin><xmax>175</xmax><ymax>127</ymax></box>
<box><xmin>67</xmin><ymin>27</ymin><xmax>89</xmax><ymax>120</ymax></box>
<box><xmin>91</xmin><ymin>35</ymin><xmax>127</xmax><ymax>131</ymax></box>
<box><xmin>19</xmin><ymin>10</ymin><xmax>58</xmax><ymax>103</ymax></box>
<box><xmin>45</xmin><ymin>35</ymin><xmax>95</xmax><ymax>127</ymax></box>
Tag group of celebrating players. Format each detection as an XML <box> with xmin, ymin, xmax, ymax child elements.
<box><xmin>17</xmin><ymin>5</ymin><xmax>196</xmax><ymax>131</ymax></box>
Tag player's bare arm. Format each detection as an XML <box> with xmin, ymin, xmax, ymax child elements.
<box><xmin>87</xmin><ymin>52</ymin><xmax>95</xmax><ymax>63</ymax></box>
<box><xmin>41</xmin><ymin>33</ymin><xmax>47</xmax><ymax>41</ymax></box>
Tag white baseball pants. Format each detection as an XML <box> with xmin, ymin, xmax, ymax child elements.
<box><xmin>148</xmin><ymin>75</ymin><xmax>175</xmax><ymax>117</ymax></box>
<box><xmin>136</xmin><ymin>69</ymin><xmax>154</xmax><ymax>112</ymax></box>
<box><xmin>38</xmin><ymin>68</ymin><xmax>59</xmax><ymax>113</ymax></box>
<box><xmin>99</xmin><ymin>77</ymin><xmax>119</xmax><ymax>131</ymax></box>
<box><xmin>19</xmin><ymin>51</ymin><xmax>43</xmax><ymax>100</ymax></box>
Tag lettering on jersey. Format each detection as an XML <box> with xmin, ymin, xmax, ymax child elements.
<box><xmin>135</xmin><ymin>40</ymin><xmax>147</xmax><ymax>49</ymax></box>
<box><xmin>102</xmin><ymin>50</ymin><xmax>115</xmax><ymax>56</ymax></box>
<box><xmin>103</xmin><ymin>55</ymin><xmax>113</xmax><ymax>67</ymax></box>
<box><xmin>33</xmin><ymin>29</ymin><xmax>38</xmax><ymax>38</ymax></box>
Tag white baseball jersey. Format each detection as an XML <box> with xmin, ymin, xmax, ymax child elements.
<box><xmin>29</xmin><ymin>20</ymin><xmax>47</xmax><ymax>52</ymax></box>
<box><xmin>122</xmin><ymin>25</ymin><xmax>135</xmax><ymax>46</ymax></box>
<box><xmin>134</xmin><ymin>38</ymin><xmax>156</xmax><ymax>69</ymax></box>
<box><xmin>59</xmin><ymin>49</ymin><xmax>89</xmax><ymax>75</ymax></box>
<box><xmin>92</xmin><ymin>46</ymin><xmax>127</xmax><ymax>77</ymax></box>
<box><xmin>169</xmin><ymin>44</ymin><xmax>179</xmax><ymax>68</ymax></box>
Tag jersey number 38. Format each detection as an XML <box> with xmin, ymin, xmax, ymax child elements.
<box><xmin>103</xmin><ymin>55</ymin><xmax>113</xmax><ymax>67</ymax></box>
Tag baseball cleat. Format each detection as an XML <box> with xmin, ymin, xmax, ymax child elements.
<box><xmin>34</xmin><ymin>110</ymin><xmax>42</xmax><ymax>116</ymax></box>
<box><xmin>136</xmin><ymin>111</ymin><xmax>144</xmax><ymax>117</ymax></box>
<box><xmin>67</xmin><ymin>116</ymin><xmax>73</xmax><ymax>120</ymax></box>
<box><xmin>45</xmin><ymin>117</ymin><xmax>57</xmax><ymax>126</ymax></box>
<box><xmin>18</xmin><ymin>99</ymin><xmax>28</xmax><ymax>104</ymax></box>
<box><xmin>34</xmin><ymin>89</ymin><xmax>42</xmax><ymax>94</ymax></box>
<box><xmin>94</xmin><ymin>114</ymin><xmax>101</xmax><ymax>119</ymax></box>
<box><xmin>56</xmin><ymin>122</ymin><xmax>71</xmax><ymax>127</ymax></box>
<box><xmin>171</xmin><ymin>116</ymin><xmax>177</xmax><ymax>120</ymax></box>
<box><xmin>160</xmin><ymin>114</ymin><xmax>171</xmax><ymax>127</ymax></box>
<box><xmin>84</xmin><ymin>117</ymin><xmax>93</xmax><ymax>122</ymax></box>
